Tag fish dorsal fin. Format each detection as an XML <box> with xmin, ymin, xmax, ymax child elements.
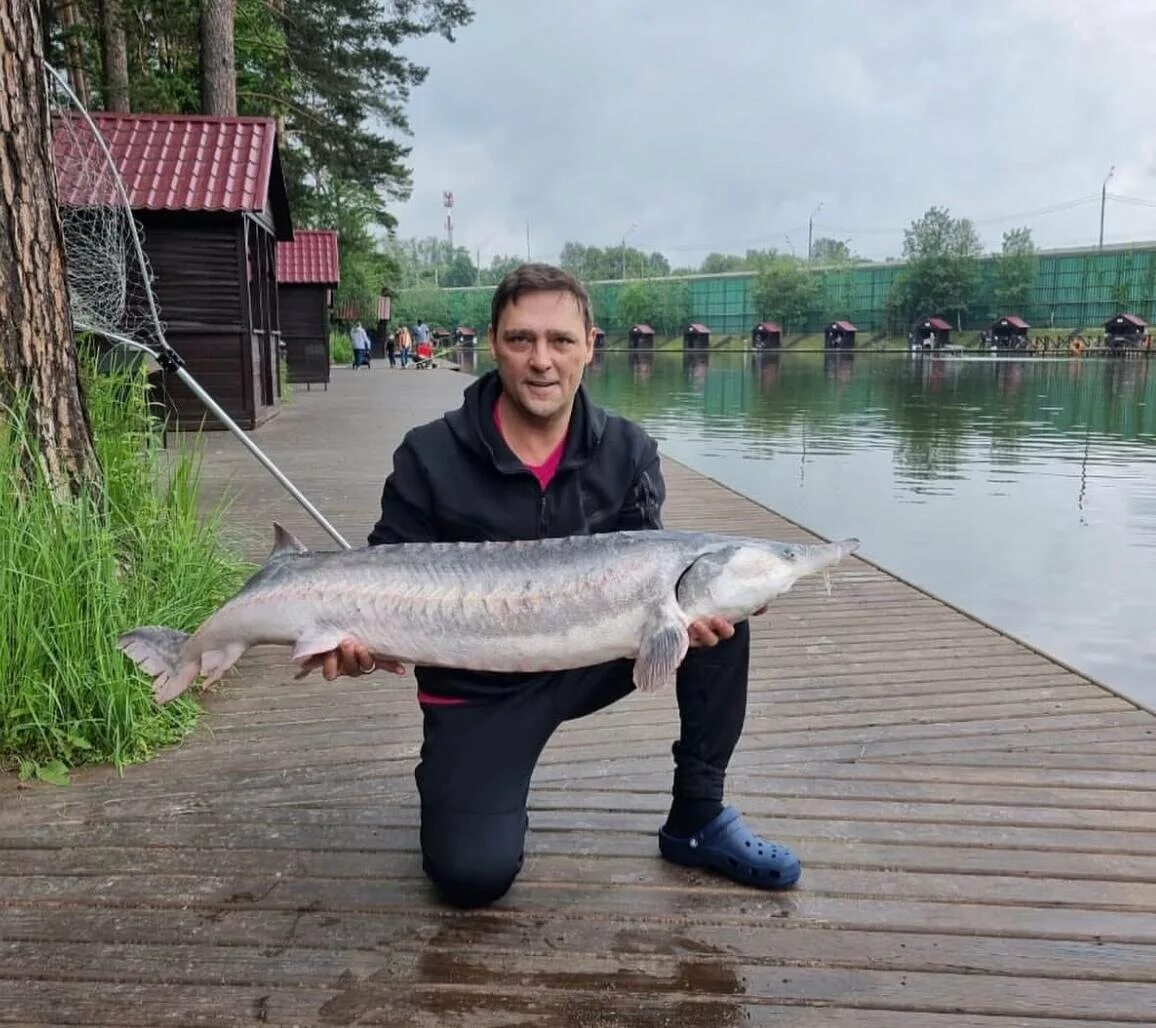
<box><xmin>269</xmin><ymin>523</ymin><xmax>309</xmax><ymax>560</ymax></box>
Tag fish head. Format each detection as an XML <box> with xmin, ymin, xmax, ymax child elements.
<box><xmin>677</xmin><ymin>537</ymin><xmax>860</xmax><ymax>620</ymax></box>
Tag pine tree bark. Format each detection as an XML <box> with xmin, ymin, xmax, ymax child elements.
<box><xmin>98</xmin><ymin>0</ymin><xmax>129</xmax><ymax>112</ymax></box>
<box><xmin>0</xmin><ymin>0</ymin><xmax>101</xmax><ymax>492</ymax></box>
<box><xmin>199</xmin><ymin>0</ymin><xmax>237</xmax><ymax>116</ymax></box>
<box><xmin>53</xmin><ymin>0</ymin><xmax>90</xmax><ymax>108</ymax></box>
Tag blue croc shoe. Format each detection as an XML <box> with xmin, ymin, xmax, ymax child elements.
<box><xmin>659</xmin><ymin>806</ymin><xmax>801</xmax><ymax>890</ymax></box>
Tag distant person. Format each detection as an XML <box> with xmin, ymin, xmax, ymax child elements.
<box><xmin>397</xmin><ymin>324</ymin><xmax>412</xmax><ymax>368</ymax></box>
<box><xmin>415</xmin><ymin>321</ymin><xmax>431</xmax><ymax>346</ymax></box>
<box><xmin>351</xmin><ymin>321</ymin><xmax>371</xmax><ymax>369</ymax></box>
<box><xmin>386</xmin><ymin>332</ymin><xmax>397</xmax><ymax>368</ymax></box>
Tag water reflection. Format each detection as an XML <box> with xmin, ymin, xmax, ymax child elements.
<box><xmin>576</xmin><ymin>350</ymin><xmax>1156</xmax><ymax>709</ymax></box>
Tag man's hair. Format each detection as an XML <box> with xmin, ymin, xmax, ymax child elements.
<box><xmin>490</xmin><ymin>263</ymin><xmax>593</xmax><ymax>333</ymax></box>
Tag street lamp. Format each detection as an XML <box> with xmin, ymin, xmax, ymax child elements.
<box><xmin>1099</xmin><ymin>166</ymin><xmax>1115</xmax><ymax>250</ymax></box>
<box><xmin>622</xmin><ymin>222</ymin><xmax>638</xmax><ymax>279</ymax></box>
<box><xmin>808</xmin><ymin>202</ymin><xmax>824</xmax><ymax>261</ymax></box>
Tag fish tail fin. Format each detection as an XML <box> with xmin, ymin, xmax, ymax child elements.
<box><xmin>116</xmin><ymin>626</ymin><xmax>199</xmax><ymax>705</ymax></box>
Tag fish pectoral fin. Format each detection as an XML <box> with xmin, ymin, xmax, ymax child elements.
<box><xmin>633</xmin><ymin>613</ymin><xmax>689</xmax><ymax>694</ymax></box>
<box><xmin>291</xmin><ymin>628</ymin><xmax>353</xmax><ymax>665</ymax></box>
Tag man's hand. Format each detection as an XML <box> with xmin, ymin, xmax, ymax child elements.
<box><xmin>294</xmin><ymin>639</ymin><xmax>407</xmax><ymax>681</ymax></box>
<box><xmin>687</xmin><ymin>606</ymin><xmax>769</xmax><ymax>649</ymax></box>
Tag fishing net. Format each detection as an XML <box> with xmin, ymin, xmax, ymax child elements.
<box><xmin>46</xmin><ymin>73</ymin><xmax>165</xmax><ymax>368</ymax></box>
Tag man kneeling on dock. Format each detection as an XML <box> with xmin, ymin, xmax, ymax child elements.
<box><xmin>305</xmin><ymin>264</ymin><xmax>800</xmax><ymax>907</ymax></box>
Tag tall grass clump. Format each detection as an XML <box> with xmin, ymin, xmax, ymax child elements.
<box><xmin>330</xmin><ymin>329</ymin><xmax>353</xmax><ymax>365</ymax></box>
<box><xmin>0</xmin><ymin>352</ymin><xmax>250</xmax><ymax>780</ymax></box>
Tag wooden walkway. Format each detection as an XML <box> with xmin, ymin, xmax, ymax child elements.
<box><xmin>2</xmin><ymin>365</ymin><xmax>1155</xmax><ymax>1026</ymax></box>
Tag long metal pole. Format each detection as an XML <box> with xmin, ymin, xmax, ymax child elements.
<box><xmin>46</xmin><ymin>64</ymin><xmax>351</xmax><ymax>550</ymax></box>
<box><xmin>1099</xmin><ymin>183</ymin><xmax>1106</xmax><ymax>250</ymax></box>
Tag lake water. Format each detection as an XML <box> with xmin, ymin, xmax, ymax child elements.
<box><xmin>458</xmin><ymin>347</ymin><xmax>1156</xmax><ymax>710</ymax></box>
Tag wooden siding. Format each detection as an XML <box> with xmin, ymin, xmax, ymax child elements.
<box><xmin>138</xmin><ymin>214</ymin><xmax>243</xmax><ymax>329</ymax></box>
<box><xmin>280</xmin><ymin>284</ymin><xmax>331</xmax><ymax>385</ymax></box>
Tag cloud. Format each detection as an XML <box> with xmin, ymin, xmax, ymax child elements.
<box><xmin>387</xmin><ymin>0</ymin><xmax>1156</xmax><ymax>265</ymax></box>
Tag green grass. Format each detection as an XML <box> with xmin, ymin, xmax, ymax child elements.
<box><xmin>0</xmin><ymin>352</ymin><xmax>250</xmax><ymax>781</ymax></box>
<box><xmin>330</xmin><ymin>330</ymin><xmax>353</xmax><ymax>365</ymax></box>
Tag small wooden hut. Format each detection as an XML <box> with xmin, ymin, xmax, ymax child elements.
<box><xmin>628</xmin><ymin>324</ymin><xmax>655</xmax><ymax>349</ymax></box>
<box><xmin>824</xmin><ymin>320</ymin><xmax>857</xmax><ymax>349</ymax></box>
<box><xmin>1103</xmin><ymin>313</ymin><xmax>1147</xmax><ymax>353</ymax></box>
<box><xmin>752</xmin><ymin>322</ymin><xmax>782</xmax><ymax>349</ymax></box>
<box><xmin>277</xmin><ymin>229</ymin><xmax>339</xmax><ymax>389</ymax></box>
<box><xmin>55</xmin><ymin>113</ymin><xmax>293</xmax><ymax>429</ymax></box>
<box><xmin>915</xmin><ymin>316</ymin><xmax>951</xmax><ymax>350</ymax></box>
<box><xmin>990</xmin><ymin>315</ymin><xmax>1030</xmax><ymax>350</ymax></box>
<box><xmin>592</xmin><ymin>326</ymin><xmax>606</xmax><ymax>349</ymax></box>
<box><xmin>454</xmin><ymin>325</ymin><xmax>478</xmax><ymax>347</ymax></box>
<box><xmin>684</xmin><ymin>322</ymin><xmax>711</xmax><ymax>350</ymax></box>
<box><xmin>373</xmin><ymin>295</ymin><xmax>392</xmax><ymax>359</ymax></box>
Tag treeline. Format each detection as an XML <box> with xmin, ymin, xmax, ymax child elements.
<box><xmin>42</xmin><ymin>0</ymin><xmax>473</xmax><ymax>319</ymax></box>
<box><xmin>397</xmin><ymin>209</ymin><xmax>1038</xmax><ymax>338</ymax></box>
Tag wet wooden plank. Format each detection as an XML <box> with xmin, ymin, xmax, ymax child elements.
<box><xmin>1</xmin><ymin>367</ymin><xmax>1154</xmax><ymax>1025</ymax></box>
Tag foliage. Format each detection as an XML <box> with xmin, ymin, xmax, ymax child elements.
<box><xmin>993</xmin><ymin>227</ymin><xmax>1037</xmax><ymax>315</ymax></box>
<box><xmin>560</xmin><ymin>242</ymin><xmax>671</xmax><ymax>282</ymax></box>
<box><xmin>752</xmin><ymin>256</ymin><xmax>819</xmax><ymax>333</ymax></box>
<box><xmin>613</xmin><ymin>280</ymin><xmax>691</xmax><ymax>333</ymax></box>
<box><xmin>391</xmin><ymin>286</ymin><xmax>452</xmax><ymax>328</ymax></box>
<box><xmin>887</xmin><ymin>206</ymin><xmax>983</xmax><ymax>326</ymax></box>
<box><xmin>0</xmin><ymin>349</ymin><xmax>248</xmax><ymax>775</ymax></box>
<box><xmin>810</xmin><ymin>237</ymin><xmax>858</xmax><ymax>264</ymax></box>
<box><xmin>480</xmin><ymin>254</ymin><xmax>526</xmax><ymax>286</ymax></box>
<box><xmin>699</xmin><ymin>252</ymin><xmax>748</xmax><ymax>274</ymax></box>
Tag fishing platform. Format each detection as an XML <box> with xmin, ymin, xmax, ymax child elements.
<box><xmin>1</xmin><ymin>366</ymin><xmax>1154</xmax><ymax>1025</ymax></box>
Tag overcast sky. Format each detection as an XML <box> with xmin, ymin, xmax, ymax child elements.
<box><xmin>389</xmin><ymin>0</ymin><xmax>1156</xmax><ymax>268</ymax></box>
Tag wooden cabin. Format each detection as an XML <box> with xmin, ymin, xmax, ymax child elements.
<box><xmin>915</xmin><ymin>316</ymin><xmax>951</xmax><ymax>350</ymax></box>
<box><xmin>55</xmin><ymin>113</ymin><xmax>293</xmax><ymax>429</ymax></box>
<box><xmin>752</xmin><ymin>322</ymin><xmax>782</xmax><ymax>349</ymax></box>
<box><xmin>684</xmin><ymin>322</ymin><xmax>711</xmax><ymax>350</ymax></box>
<box><xmin>628</xmin><ymin>324</ymin><xmax>655</xmax><ymax>349</ymax></box>
<box><xmin>277</xmin><ymin>229</ymin><xmax>339</xmax><ymax>389</ymax></box>
<box><xmin>1103</xmin><ymin>313</ymin><xmax>1147</xmax><ymax>354</ymax></box>
<box><xmin>374</xmin><ymin>295</ymin><xmax>391</xmax><ymax>359</ymax></box>
<box><xmin>991</xmin><ymin>315</ymin><xmax>1030</xmax><ymax>350</ymax></box>
<box><xmin>824</xmin><ymin>320</ymin><xmax>857</xmax><ymax>349</ymax></box>
<box><xmin>454</xmin><ymin>325</ymin><xmax>478</xmax><ymax>347</ymax></box>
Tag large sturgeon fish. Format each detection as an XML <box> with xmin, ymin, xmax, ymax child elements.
<box><xmin>118</xmin><ymin>525</ymin><xmax>859</xmax><ymax>704</ymax></box>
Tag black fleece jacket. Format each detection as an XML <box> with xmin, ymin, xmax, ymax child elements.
<box><xmin>368</xmin><ymin>370</ymin><xmax>665</xmax><ymax>697</ymax></box>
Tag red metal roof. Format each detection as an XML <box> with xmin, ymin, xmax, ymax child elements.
<box><xmin>831</xmin><ymin>320</ymin><xmax>857</xmax><ymax>332</ymax></box>
<box><xmin>277</xmin><ymin>230</ymin><xmax>339</xmax><ymax>285</ymax></box>
<box><xmin>687</xmin><ymin>323</ymin><xmax>711</xmax><ymax>334</ymax></box>
<box><xmin>456</xmin><ymin>325</ymin><xmax>477</xmax><ymax>335</ymax></box>
<box><xmin>997</xmin><ymin>315</ymin><xmax>1030</xmax><ymax>329</ymax></box>
<box><xmin>924</xmin><ymin>317</ymin><xmax>951</xmax><ymax>331</ymax></box>
<box><xmin>755</xmin><ymin>322</ymin><xmax>782</xmax><ymax>333</ymax></box>
<box><xmin>631</xmin><ymin>324</ymin><xmax>655</xmax><ymax>334</ymax></box>
<box><xmin>1108</xmin><ymin>313</ymin><xmax>1147</xmax><ymax>328</ymax></box>
<box><xmin>53</xmin><ymin>113</ymin><xmax>286</xmax><ymax>229</ymax></box>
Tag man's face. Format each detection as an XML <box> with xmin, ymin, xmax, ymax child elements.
<box><xmin>489</xmin><ymin>290</ymin><xmax>594</xmax><ymax>424</ymax></box>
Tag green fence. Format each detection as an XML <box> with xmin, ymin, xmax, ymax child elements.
<box><xmin>430</xmin><ymin>244</ymin><xmax>1156</xmax><ymax>338</ymax></box>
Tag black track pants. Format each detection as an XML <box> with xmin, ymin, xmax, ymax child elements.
<box><xmin>414</xmin><ymin>620</ymin><xmax>749</xmax><ymax>908</ymax></box>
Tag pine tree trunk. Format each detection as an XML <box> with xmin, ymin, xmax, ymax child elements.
<box><xmin>0</xmin><ymin>0</ymin><xmax>101</xmax><ymax>493</ymax></box>
<box><xmin>53</xmin><ymin>0</ymin><xmax>90</xmax><ymax>108</ymax></box>
<box><xmin>98</xmin><ymin>0</ymin><xmax>129</xmax><ymax>112</ymax></box>
<box><xmin>199</xmin><ymin>0</ymin><xmax>236</xmax><ymax>116</ymax></box>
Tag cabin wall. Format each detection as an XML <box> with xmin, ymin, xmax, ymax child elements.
<box><xmin>138</xmin><ymin>212</ymin><xmax>278</xmax><ymax>430</ymax></box>
<box><xmin>279</xmin><ymin>284</ymin><xmax>331</xmax><ymax>384</ymax></box>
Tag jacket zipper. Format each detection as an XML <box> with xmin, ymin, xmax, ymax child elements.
<box><xmin>537</xmin><ymin>489</ymin><xmax>548</xmax><ymax>538</ymax></box>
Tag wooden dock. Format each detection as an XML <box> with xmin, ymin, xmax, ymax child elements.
<box><xmin>2</xmin><ymin>365</ymin><xmax>1155</xmax><ymax>1026</ymax></box>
